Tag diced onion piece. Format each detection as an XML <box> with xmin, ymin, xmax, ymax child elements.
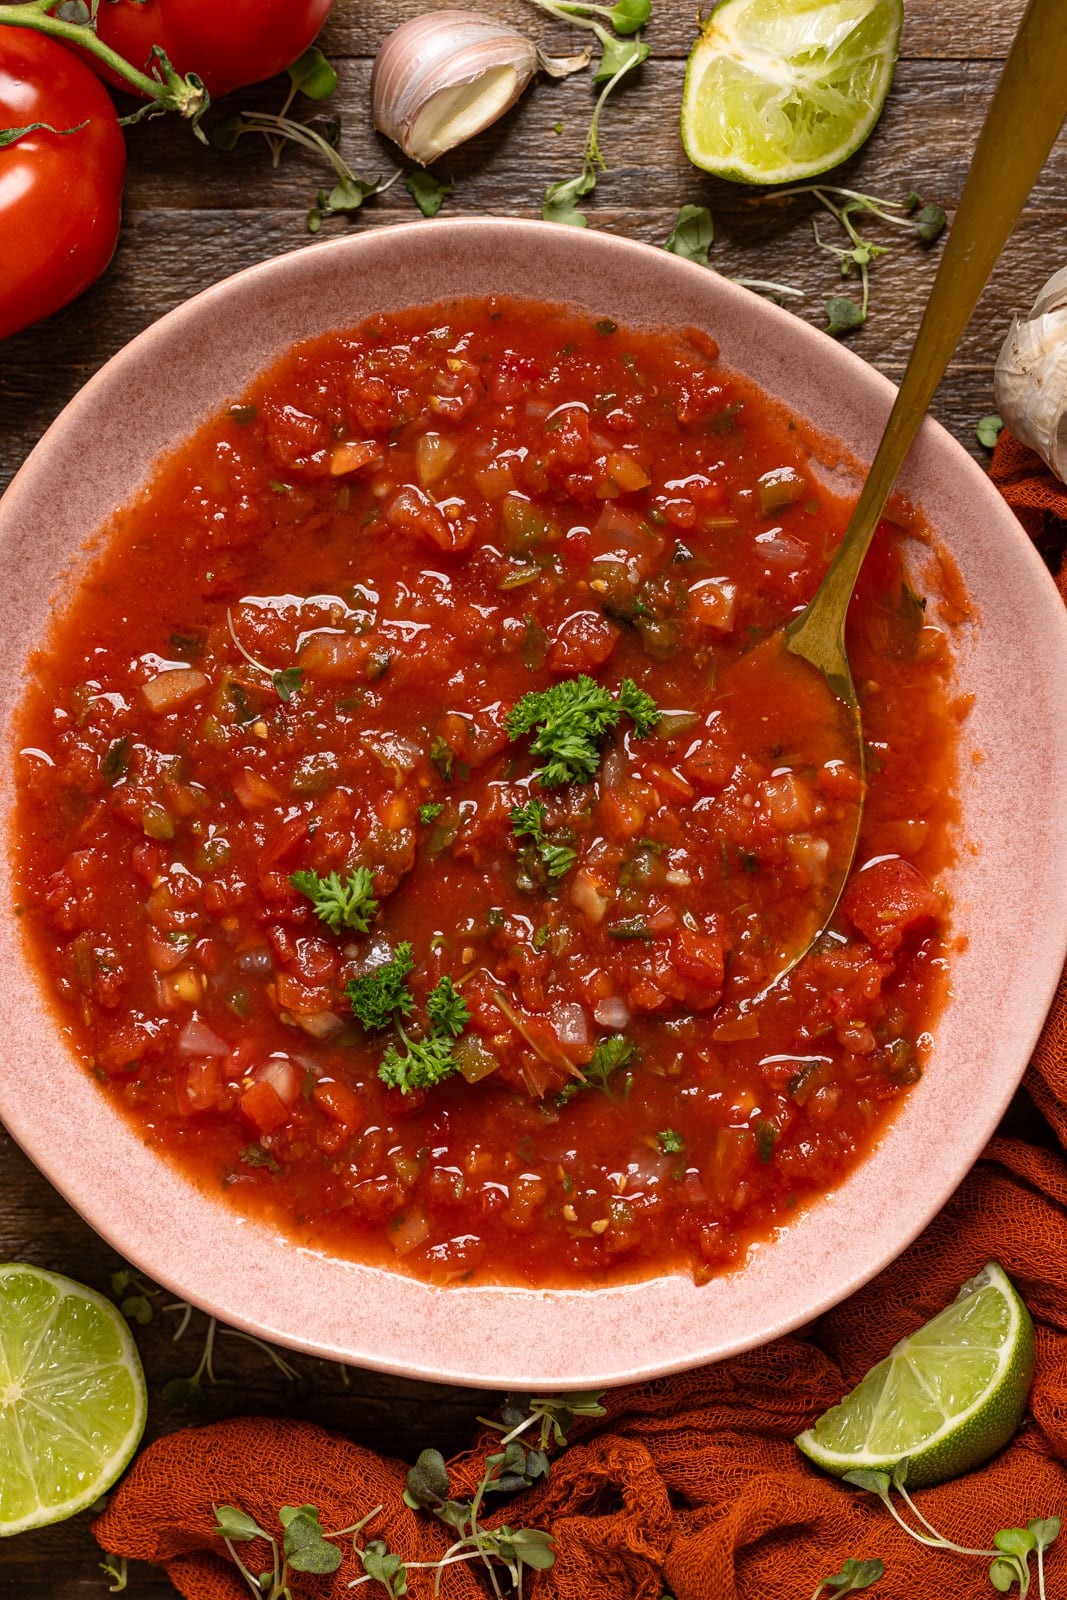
<box><xmin>389</xmin><ymin>1207</ymin><xmax>431</xmax><ymax>1256</ymax></box>
<box><xmin>570</xmin><ymin>869</ymin><xmax>613</xmax><ymax>924</ymax></box>
<box><xmin>786</xmin><ymin>833</ymin><xmax>831</xmax><ymax>886</ymax></box>
<box><xmin>760</xmin><ymin>773</ymin><xmax>815</xmax><ymax>830</ymax></box>
<box><xmin>689</xmin><ymin>577</ymin><xmax>737</xmax><ymax>633</ymax></box>
<box><xmin>415</xmin><ymin>432</ymin><xmax>458</xmax><ymax>486</ymax></box>
<box><xmin>141</xmin><ymin>667</ymin><xmax>208</xmax><ymax>713</ymax></box>
<box><xmin>593</xmin><ymin>995</ymin><xmax>631</xmax><ymax>1030</ymax></box>
<box><xmin>176</xmin><ymin>1018</ymin><xmax>229</xmax><ymax>1059</ymax></box>
<box><xmin>549</xmin><ymin>1001</ymin><xmax>589</xmax><ymax>1049</ymax></box>
<box><xmin>253</xmin><ymin>1053</ymin><xmax>301</xmax><ymax>1109</ymax></box>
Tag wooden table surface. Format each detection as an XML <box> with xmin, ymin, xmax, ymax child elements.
<box><xmin>2</xmin><ymin>0</ymin><xmax>1063</xmax><ymax>1593</ymax></box>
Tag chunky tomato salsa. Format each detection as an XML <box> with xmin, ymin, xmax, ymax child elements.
<box><xmin>12</xmin><ymin>298</ymin><xmax>960</xmax><ymax>1286</ymax></box>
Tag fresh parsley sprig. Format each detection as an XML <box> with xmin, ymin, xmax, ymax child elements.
<box><xmin>506</xmin><ymin>674</ymin><xmax>660</xmax><ymax>787</ymax></box>
<box><xmin>346</xmin><ymin>945</ymin><xmax>416</xmax><ymax>1031</ymax></box>
<box><xmin>290</xmin><ymin>866</ymin><xmax>378</xmax><ymax>935</ymax></box>
<box><xmin>379</xmin><ymin>1028</ymin><xmax>464</xmax><ymax>1094</ymax></box>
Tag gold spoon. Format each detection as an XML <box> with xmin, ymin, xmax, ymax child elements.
<box><xmin>771</xmin><ymin>0</ymin><xmax>1067</xmax><ymax>979</ymax></box>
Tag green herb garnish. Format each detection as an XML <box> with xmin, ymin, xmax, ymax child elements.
<box><xmin>419</xmin><ymin>801</ymin><xmax>445</xmax><ymax>824</ymax></box>
<box><xmin>510</xmin><ymin>798</ymin><xmax>578</xmax><ymax>879</ymax></box>
<box><xmin>379</xmin><ymin>1030</ymin><xmax>463</xmax><ymax>1094</ymax></box>
<box><xmin>657</xmin><ymin>1128</ymin><xmax>684</xmax><ymax>1154</ymax></box>
<box><xmin>424</xmin><ymin>975</ymin><xmax>470</xmax><ymax>1037</ymax></box>
<box><xmin>290</xmin><ymin>866</ymin><xmax>378</xmax><ymax>934</ymax></box>
<box><xmin>406</xmin><ymin>169</ymin><xmax>454</xmax><ymax>218</ymax></box>
<box><xmin>506</xmin><ymin>674</ymin><xmax>660</xmax><ymax>787</ymax></box>
<box><xmin>346</xmin><ymin>944</ymin><xmax>416</xmax><ymax>1030</ymax></box>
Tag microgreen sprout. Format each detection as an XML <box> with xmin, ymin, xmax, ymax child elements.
<box><xmin>159</xmin><ymin>1301</ymin><xmax>304</xmax><ymax>1410</ymax></box>
<box><xmin>535</xmin><ymin>0</ymin><xmax>651</xmax><ymax>226</ymax></box>
<box><xmin>662</xmin><ymin>204</ymin><xmax>805</xmax><ymax>302</ymax></box>
<box><xmin>210</xmin><ymin>49</ymin><xmax>391</xmax><ymax>232</ymax></box>
<box><xmin>843</xmin><ymin>1461</ymin><xmax>1061</xmax><ymax>1600</ymax></box>
<box><xmin>214</xmin><ymin>1500</ymin><xmax>381</xmax><ymax>1600</ymax></box>
<box><xmin>406</xmin><ymin>170</ymin><xmax>454</xmax><ymax>218</ymax></box>
<box><xmin>770</xmin><ymin>186</ymin><xmax>947</xmax><ymax>334</ymax></box>
<box><xmin>810</xmin><ymin>1557</ymin><xmax>885</xmax><ymax>1598</ymax></box>
<box><xmin>99</xmin><ymin>1556</ymin><xmax>128</xmax><ymax>1593</ymax></box>
<box><xmin>226</xmin><ymin>607</ymin><xmax>303</xmax><ymax>703</ymax></box>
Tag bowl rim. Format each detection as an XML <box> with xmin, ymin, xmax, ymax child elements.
<box><xmin>3</xmin><ymin>217</ymin><xmax>1066</xmax><ymax>1388</ymax></box>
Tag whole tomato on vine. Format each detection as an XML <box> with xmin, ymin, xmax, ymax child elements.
<box><xmin>91</xmin><ymin>0</ymin><xmax>336</xmax><ymax>99</ymax></box>
<box><xmin>0</xmin><ymin>30</ymin><xmax>126</xmax><ymax>340</ymax></box>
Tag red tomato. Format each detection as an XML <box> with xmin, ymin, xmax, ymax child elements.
<box><xmin>92</xmin><ymin>0</ymin><xmax>335</xmax><ymax>99</ymax></box>
<box><xmin>0</xmin><ymin>31</ymin><xmax>125</xmax><ymax>341</ymax></box>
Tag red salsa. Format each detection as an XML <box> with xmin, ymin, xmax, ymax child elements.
<box><xmin>12</xmin><ymin>298</ymin><xmax>960</xmax><ymax>1286</ymax></box>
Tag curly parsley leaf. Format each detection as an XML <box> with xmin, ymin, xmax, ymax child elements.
<box><xmin>657</xmin><ymin>1128</ymin><xmax>684</xmax><ymax>1153</ymax></box>
<box><xmin>290</xmin><ymin>866</ymin><xmax>378</xmax><ymax>934</ymax></box>
<box><xmin>617</xmin><ymin>676</ymin><xmax>660</xmax><ymax>736</ymax></box>
<box><xmin>379</xmin><ymin>1029</ymin><xmax>462</xmax><ymax>1094</ymax></box>
<box><xmin>586</xmin><ymin>1033</ymin><xmax>636</xmax><ymax>1088</ymax></box>
<box><xmin>506</xmin><ymin>675</ymin><xmax>659</xmax><ymax>788</ymax></box>
<box><xmin>419</xmin><ymin>801</ymin><xmax>445</xmax><ymax>824</ymax></box>
<box><xmin>346</xmin><ymin>944</ymin><xmax>416</xmax><ymax>1030</ymax></box>
<box><xmin>425</xmin><ymin>976</ymin><xmax>470</xmax><ymax>1038</ymax></box>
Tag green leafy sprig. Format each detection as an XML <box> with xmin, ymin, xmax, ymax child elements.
<box><xmin>211</xmin><ymin>48</ymin><xmax>387</xmax><ymax>232</ymax></box>
<box><xmin>843</xmin><ymin>1461</ymin><xmax>1061</xmax><ymax>1600</ymax></box>
<box><xmin>772</xmin><ymin>186</ymin><xmax>947</xmax><ymax>335</ymax></box>
<box><xmin>663</xmin><ymin>204</ymin><xmax>806</xmax><ymax>302</ymax></box>
<box><xmin>346</xmin><ymin>945</ymin><xmax>416</xmax><ymax>1032</ymax></box>
<box><xmin>347</xmin><ymin>951</ymin><xmax>471</xmax><ymax>1094</ymax></box>
<box><xmin>290</xmin><ymin>867</ymin><xmax>379</xmax><ymax>934</ymax></box>
<box><xmin>214</xmin><ymin>1501</ymin><xmax>379</xmax><ymax>1600</ymax></box>
<box><xmin>810</xmin><ymin>1557</ymin><xmax>885</xmax><ymax>1598</ymax></box>
<box><xmin>506</xmin><ymin>674</ymin><xmax>660</xmax><ymax>787</ymax></box>
<box><xmin>534</xmin><ymin>0</ymin><xmax>652</xmax><ymax>226</ymax></box>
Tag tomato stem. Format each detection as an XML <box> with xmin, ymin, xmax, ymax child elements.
<box><xmin>0</xmin><ymin>2</ymin><xmax>210</xmax><ymax>123</ymax></box>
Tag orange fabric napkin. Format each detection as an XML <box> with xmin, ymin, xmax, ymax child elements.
<box><xmin>93</xmin><ymin>434</ymin><xmax>1067</xmax><ymax>1600</ymax></box>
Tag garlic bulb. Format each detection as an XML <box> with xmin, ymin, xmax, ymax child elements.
<box><xmin>993</xmin><ymin>265</ymin><xmax>1067</xmax><ymax>481</ymax></box>
<box><xmin>371</xmin><ymin>10</ymin><xmax>587</xmax><ymax>166</ymax></box>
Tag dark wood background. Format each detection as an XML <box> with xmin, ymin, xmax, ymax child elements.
<box><xmin>1</xmin><ymin>0</ymin><xmax>1062</xmax><ymax>1592</ymax></box>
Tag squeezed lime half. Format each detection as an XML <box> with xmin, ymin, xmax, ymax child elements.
<box><xmin>682</xmin><ymin>0</ymin><xmax>903</xmax><ymax>186</ymax></box>
<box><xmin>0</xmin><ymin>1264</ymin><xmax>147</xmax><ymax>1535</ymax></box>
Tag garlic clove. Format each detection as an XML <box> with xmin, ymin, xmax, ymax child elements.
<box><xmin>994</xmin><ymin>268</ymin><xmax>1067</xmax><ymax>482</ymax></box>
<box><xmin>371</xmin><ymin>10</ymin><xmax>541</xmax><ymax>166</ymax></box>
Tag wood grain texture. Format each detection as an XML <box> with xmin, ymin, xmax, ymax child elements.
<box><xmin>0</xmin><ymin>0</ymin><xmax>1062</xmax><ymax>1592</ymax></box>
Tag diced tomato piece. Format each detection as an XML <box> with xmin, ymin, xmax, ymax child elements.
<box><xmin>313</xmin><ymin>1078</ymin><xmax>363</xmax><ymax>1128</ymax></box>
<box><xmin>490</xmin><ymin>355</ymin><xmax>542</xmax><ymax>403</ymax></box>
<box><xmin>263</xmin><ymin>402</ymin><xmax>331</xmax><ymax>473</ymax></box>
<box><xmin>237</xmin><ymin>1078</ymin><xmax>290</xmax><ymax>1135</ymax></box>
<box><xmin>682</xmin><ymin>739</ymin><xmax>734</xmax><ymax>790</ymax></box>
<box><xmin>547</xmin><ymin>611</ymin><xmax>620</xmax><ymax>673</ymax></box>
<box><xmin>672</xmin><ymin>927</ymin><xmax>724</xmax><ymax>1000</ymax></box>
<box><xmin>545</xmin><ymin>406</ymin><xmax>592</xmax><ymax>468</ymax></box>
<box><xmin>176</xmin><ymin>1057</ymin><xmax>224</xmax><ymax>1115</ymax></box>
<box><xmin>841</xmin><ymin>857</ymin><xmax>939</xmax><ymax>959</ymax></box>
<box><xmin>387</xmin><ymin>486</ymin><xmax>473</xmax><ymax>552</ymax></box>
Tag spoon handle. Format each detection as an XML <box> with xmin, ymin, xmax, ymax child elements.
<box><xmin>787</xmin><ymin>0</ymin><xmax>1067</xmax><ymax>690</ymax></box>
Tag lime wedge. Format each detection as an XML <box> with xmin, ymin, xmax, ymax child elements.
<box><xmin>796</xmin><ymin>1263</ymin><xmax>1035</xmax><ymax>1488</ymax></box>
<box><xmin>0</xmin><ymin>1265</ymin><xmax>147</xmax><ymax>1535</ymax></box>
<box><xmin>681</xmin><ymin>0</ymin><xmax>903</xmax><ymax>186</ymax></box>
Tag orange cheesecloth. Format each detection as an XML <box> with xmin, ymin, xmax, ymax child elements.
<box><xmin>93</xmin><ymin>433</ymin><xmax>1067</xmax><ymax>1600</ymax></box>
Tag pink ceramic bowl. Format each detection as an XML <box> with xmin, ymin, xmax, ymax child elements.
<box><xmin>2</xmin><ymin>220</ymin><xmax>1066</xmax><ymax>1388</ymax></box>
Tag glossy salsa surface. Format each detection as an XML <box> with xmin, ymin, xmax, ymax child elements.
<box><xmin>12</xmin><ymin>298</ymin><xmax>960</xmax><ymax>1286</ymax></box>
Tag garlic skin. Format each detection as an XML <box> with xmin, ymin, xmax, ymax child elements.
<box><xmin>371</xmin><ymin>11</ymin><xmax>541</xmax><ymax>166</ymax></box>
<box><xmin>993</xmin><ymin>266</ymin><xmax>1067</xmax><ymax>481</ymax></box>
